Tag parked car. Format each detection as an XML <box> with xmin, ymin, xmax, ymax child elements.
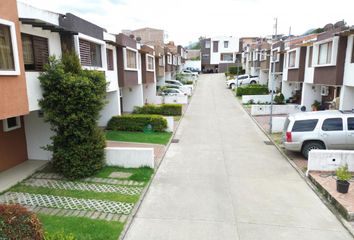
<box><xmin>226</xmin><ymin>74</ymin><xmax>259</xmax><ymax>89</ymax></box>
<box><xmin>185</xmin><ymin>67</ymin><xmax>200</xmax><ymax>74</ymax></box>
<box><xmin>282</xmin><ymin>110</ymin><xmax>354</xmax><ymax>159</ymax></box>
<box><xmin>181</xmin><ymin>70</ymin><xmax>198</xmax><ymax>77</ymax></box>
<box><xmin>165</xmin><ymin>82</ymin><xmax>192</xmax><ymax>96</ymax></box>
<box><xmin>161</xmin><ymin>88</ymin><xmax>187</xmax><ymax>96</ymax></box>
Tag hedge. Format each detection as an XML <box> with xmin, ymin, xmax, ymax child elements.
<box><xmin>133</xmin><ymin>104</ymin><xmax>182</xmax><ymax>116</ymax></box>
<box><xmin>236</xmin><ymin>84</ymin><xmax>269</xmax><ymax>96</ymax></box>
<box><xmin>0</xmin><ymin>204</ymin><xmax>44</xmax><ymax>240</ymax></box>
<box><xmin>107</xmin><ymin>114</ymin><xmax>168</xmax><ymax>132</ymax></box>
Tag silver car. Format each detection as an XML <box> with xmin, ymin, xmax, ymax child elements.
<box><xmin>282</xmin><ymin>110</ymin><xmax>354</xmax><ymax>159</ymax></box>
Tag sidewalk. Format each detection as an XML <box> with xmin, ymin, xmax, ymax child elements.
<box><xmin>123</xmin><ymin>73</ymin><xmax>353</xmax><ymax>240</ymax></box>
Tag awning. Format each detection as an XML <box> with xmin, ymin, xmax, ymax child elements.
<box><xmin>19</xmin><ymin>18</ymin><xmax>77</xmax><ymax>34</ymax></box>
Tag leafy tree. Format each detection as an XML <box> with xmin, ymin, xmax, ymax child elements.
<box><xmin>39</xmin><ymin>53</ymin><xmax>107</xmax><ymax>179</ymax></box>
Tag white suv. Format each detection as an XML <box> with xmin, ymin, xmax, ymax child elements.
<box><xmin>282</xmin><ymin>110</ymin><xmax>354</xmax><ymax>159</ymax></box>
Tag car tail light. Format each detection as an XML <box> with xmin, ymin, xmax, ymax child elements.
<box><xmin>286</xmin><ymin>132</ymin><xmax>292</xmax><ymax>142</ymax></box>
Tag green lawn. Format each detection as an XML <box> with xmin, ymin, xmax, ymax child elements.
<box><xmin>106</xmin><ymin>130</ymin><xmax>172</xmax><ymax>145</ymax></box>
<box><xmin>39</xmin><ymin>214</ymin><xmax>124</xmax><ymax>240</ymax></box>
<box><xmin>95</xmin><ymin>166</ymin><xmax>154</xmax><ymax>182</ymax></box>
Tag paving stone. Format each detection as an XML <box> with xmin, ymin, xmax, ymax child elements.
<box><xmin>119</xmin><ymin>214</ymin><xmax>128</xmax><ymax>222</ymax></box>
<box><xmin>78</xmin><ymin>210</ymin><xmax>86</xmax><ymax>217</ymax></box>
<box><xmin>85</xmin><ymin>211</ymin><xmax>94</xmax><ymax>218</ymax></box>
<box><xmin>109</xmin><ymin>172</ymin><xmax>133</xmax><ymax>179</ymax></box>
<box><xmin>90</xmin><ymin>211</ymin><xmax>101</xmax><ymax>219</ymax></box>
<box><xmin>50</xmin><ymin>208</ymin><xmax>61</xmax><ymax>215</ymax></box>
<box><xmin>105</xmin><ymin>213</ymin><xmax>114</xmax><ymax>221</ymax></box>
<box><xmin>112</xmin><ymin>214</ymin><xmax>121</xmax><ymax>221</ymax></box>
<box><xmin>99</xmin><ymin>212</ymin><xmax>107</xmax><ymax>220</ymax></box>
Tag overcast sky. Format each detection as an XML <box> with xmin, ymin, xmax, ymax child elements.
<box><xmin>22</xmin><ymin>0</ymin><xmax>354</xmax><ymax>47</ymax></box>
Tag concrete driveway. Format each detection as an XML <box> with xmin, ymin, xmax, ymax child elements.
<box><xmin>123</xmin><ymin>74</ymin><xmax>352</xmax><ymax>240</ymax></box>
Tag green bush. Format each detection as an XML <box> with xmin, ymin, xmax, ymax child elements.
<box><xmin>336</xmin><ymin>164</ymin><xmax>352</xmax><ymax>181</ymax></box>
<box><xmin>107</xmin><ymin>114</ymin><xmax>167</xmax><ymax>132</ymax></box>
<box><xmin>227</xmin><ymin>66</ymin><xmax>245</xmax><ymax>75</ymax></box>
<box><xmin>133</xmin><ymin>104</ymin><xmax>182</xmax><ymax>116</ymax></box>
<box><xmin>39</xmin><ymin>53</ymin><xmax>107</xmax><ymax>179</ymax></box>
<box><xmin>236</xmin><ymin>84</ymin><xmax>269</xmax><ymax>96</ymax></box>
<box><xmin>0</xmin><ymin>204</ymin><xmax>44</xmax><ymax>240</ymax></box>
<box><xmin>274</xmin><ymin>93</ymin><xmax>285</xmax><ymax>104</ymax></box>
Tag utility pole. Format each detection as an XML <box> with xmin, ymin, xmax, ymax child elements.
<box><xmin>269</xmin><ymin>18</ymin><xmax>277</xmax><ymax>134</ymax></box>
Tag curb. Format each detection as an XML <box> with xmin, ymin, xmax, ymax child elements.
<box><xmin>237</xmin><ymin>98</ymin><xmax>354</xmax><ymax>238</ymax></box>
<box><xmin>119</xmin><ymin>81</ymin><xmax>195</xmax><ymax>240</ymax></box>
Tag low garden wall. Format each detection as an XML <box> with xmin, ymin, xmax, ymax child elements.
<box><xmin>164</xmin><ymin>116</ymin><xmax>174</xmax><ymax>132</ymax></box>
<box><xmin>271</xmin><ymin>117</ymin><xmax>287</xmax><ymax>133</ymax></box>
<box><xmin>105</xmin><ymin>147</ymin><xmax>154</xmax><ymax>168</ymax></box>
<box><xmin>251</xmin><ymin>104</ymin><xmax>301</xmax><ymax>116</ymax></box>
<box><xmin>242</xmin><ymin>94</ymin><xmax>273</xmax><ymax>104</ymax></box>
<box><xmin>307</xmin><ymin>150</ymin><xmax>354</xmax><ymax>176</ymax></box>
<box><xmin>155</xmin><ymin>96</ymin><xmax>188</xmax><ymax>104</ymax></box>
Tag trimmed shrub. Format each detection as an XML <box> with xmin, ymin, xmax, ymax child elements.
<box><xmin>39</xmin><ymin>54</ymin><xmax>107</xmax><ymax>179</ymax></box>
<box><xmin>107</xmin><ymin>114</ymin><xmax>168</xmax><ymax>132</ymax></box>
<box><xmin>274</xmin><ymin>93</ymin><xmax>285</xmax><ymax>104</ymax></box>
<box><xmin>0</xmin><ymin>204</ymin><xmax>44</xmax><ymax>240</ymax></box>
<box><xmin>133</xmin><ymin>104</ymin><xmax>182</xmax><ymax>116</ymax></box>
<box><xmin>236</xmin><ymin>84</ymin><xmax>268</xmax><ymax>96</ymax></box>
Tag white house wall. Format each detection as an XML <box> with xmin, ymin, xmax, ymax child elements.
<box><xmin>18</xmin><ymin>2</ymin><xmax>59</xmax><ymax>25</ymax></box>
<box><xmin>21</xmin><ymin>24</ymin><xmax>62</xmax><ymax>111</ymax></box>
<box><xmin>143</xmin><ymin>83</ymin><xmax>157</xmax><ymax>104</ymax></box>
<box><xmin>304</xmin><ymin>46</ymin><xmax>315</xmax><ymax>84</ymax></box>
<box><xmin>301</xmin><ymin>83</ymin><xmax>321</xmax><ymax>111</ymax></box>
<box><xmin>122</xmin><ymin>85</ymin><xmax>144</xmax><ymax>112</ymax></box>
<box><xmin>343</xmin><ymin>35</ymin><xmax>354</xmax><ymax>87</ymax></box>
<box><xmin>98</xmin><ymin>91</ymin><xmax>121</xmax><ymax>127</ymax></box>
<box><xmin>210</xmin><ymin>36</ymin><xmax>238</xmax><ymax>65</ymax></box>
<box><xmin>24</xmin><ymin>111</ymin><xmax>53</xmax><ymax>161</ymax></box>
<box><xmin>281</xmin><ymin>82</ymin><xmax>295</xmax><ymax>100</ymax></box>
<box><xmin>260</xmin><ymin>70</ymin><xmax>269</xmax><ymax>85</ymax></box>
<box><xmin>340</xmin><ymin>86</ymin><xmax>354</xmax><ymax>111</ymax></box>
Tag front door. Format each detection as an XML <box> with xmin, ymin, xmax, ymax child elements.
<box><xmin>320</xmin><ymin>118</ymin><xmax>347</xmax><ymax>149</ymax></box>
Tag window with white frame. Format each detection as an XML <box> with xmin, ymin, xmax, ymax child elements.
<box><xmin>260</xmin><ymin>50</ymin><xmax>267</xmax><ymax>61</ymax></box>
<box><xmin>173</xmin><ymin>55</ymin><xmax>177</xmax><ymax>65</ymax></box>
<box><xmin>3</xmin><ymin>116</ymin><xmax>21</xmax><ymax>132</ymax></box>
<box><xmin>205</xmin><ymin>40</ymin><xmax>211</xmax><ymax>48</ymax></box>
<box><xmin>0</xmin><ymin>20</ymin><xmax>19</xmax><ymax>75</ymax></box>
<box><xmin>125</xmin><ymin>48</ymin><xmax>138</xmax><ymax>70</ymax></box>
<box><xmin>318</xmin><ymin>41</ymin><xmax>332</xmax><ymax>65</ymax></box>
<box><xmin>224</xmin><ymin>41</ymin><xmax>229</xmax><ymax>48</ymax></box>
<box><xmin>22</xmin><ymin>33</ymin><xmax>49</xmax><ymax>71</ymax></box>
<box><xmin>159</xmin><ymin>55</ymin><xmax>165</xmax><ymax>66</ymax></box>
<box><xmin>308</xmin><ymin>46</ymin><xmax>313</xmax><ymax>67</ymax></box>
<box><xmin>146</xmin><ymin>55</ymin><xmax>154</xmax><ymax>71</ymax></box>
<box><xmin>271</xmin><ymin>49</ymin><xmax>279</xmax><ymax>62</ymax></box>
<box><xmin>79</xmin><ymin>39</ymin><xmax>102</xmax><ymax>67</ymax></box>
<box><xmin>288</xmin><ymin>51</ymin><xmax>296</xmax><ymax>68</ymax></box>
<box><xmin>220</xmin><ymin>53</ymin><xmax>233</xmax><ymax>61</ymax></box>
<box><xmin>167</xmin><ymin>53</ymin><xmax>172</xmax><ymax>64</ymax></box>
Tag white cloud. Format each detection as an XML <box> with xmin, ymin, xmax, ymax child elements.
<box><xmin>21</xmin><ymin>0</ymin><xmax>354</xmax><ymax>46</ymax></box>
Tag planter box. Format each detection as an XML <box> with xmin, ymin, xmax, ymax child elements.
<box><xmin>251</xmin><ymin>104</ymin><xmax>301</xmax><ymax>116</ymax></box>
<box><xmin>242</xmin><ymin>94</ymin><xmax>273</xmax><ymax>104</ymax></box>
<box><xmin>105</xmin><ymin>147</ymin><xmax>154</xmax><ymax>168</ymax></box>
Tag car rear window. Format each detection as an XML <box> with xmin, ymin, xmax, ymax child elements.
<box><xmin>348</xmin><ymin>118</ymin><xmax>354</xmax><ymax>131</ymax></box>
<box><xmin>292</xmin><ymin>119</ymin><xmax>318</xmax><ymax>132</ymax></box>
<box><xmin>322</xmin><ymin>118</ymin><xmax>343</xmax><ymax>131</ymax></box>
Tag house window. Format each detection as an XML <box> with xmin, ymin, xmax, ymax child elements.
<box><xmin>213</xmin><ymin>41</ymin><xmax>219</xmax><ymax>52</ymax></box>
<box><xmin>202</xmin><ymin>54</ymin><xmax>209</xmax><ymax>59</ymax></box>
<box><xmin>167</xmin><ymin>53</ymin><xmax>172</xmax><ymax>64</ymax></box>
<box><xmin>21</xmin><ymin>34</ymin><xmax>49</xmax><ymax>71</ymax></box>
<box><xmin>125</xmin><ymin>48</ymin><xmax>137</xmax><ymax>69</ymax></box>
<box><xmin>79</xmin><ymin>39</ymin><xmax>102</xmax><ymax>67</ymax></box>
<box><xmin>220</xmin><ymin>53</ymin><xmax>233</xmax><ymax>61</ymax></box>
<box><xmin>147</xmin><ymin>55</ymin><xmax>154</xmax><ymax>71</ymax></box>
<box><xmin>205</xmin><ymin>40</ymin><xmax>210</xmax><ymax>48</ymax></box>
<box><xmin>159</xmin><ymin>56</ymin><xmax>164</xmax><ymax>66</ymax></box>
<box><xmin>288</xmin><ymin>51</ymin><xmax>296</xmax><ymax>68</ymax></box>
<box><xmin>308</xmin><ymin>46</ymin><xmax>313</xmax><ymax>67</ymax></box>
<box><xmin>272</xmin><ymin>50</ymin><xmax>279</xmax><ymax>62</ymax></box>
<box><xmin>3</xmin><ymin>116</ymin><xmax>21</xmax><ymax>132</ymax></box>
<box><xmin>318</xmin><ymin>41</ymin><xmax>332</xmax><ymax>65</ymax></box>
<box><xmin>173</xmin><ymin>55</ymin><xmax>177</xmax><ymax>65</ymax></box>
<box><xmin>224</xmin><ymin>41</ymin><xmax>229</xmax><ymax>48</ymax></box>
<box><xmin>0</xmin><ymin>24</ymin><xmax>14</xmax><ymax>71</ymax></box>
<box><xmin>106</xmin><ymin>49</ymin><xmax>114</xmax><ymax>71</ymax></box>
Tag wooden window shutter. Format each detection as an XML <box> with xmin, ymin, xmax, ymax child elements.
<box><xmin>79</xmin><ymin>39</ymin><xmax>91</xmax><ymax>66</ymax></box>
<box><xmin>106</xmin><ymin>49</ymin><xmax>114</xmax><ymax>70</ymax></box>
<box><xmin>32</xmin><ymin>36</ymin><xmax>49</xmax><ymax>71</ymax></box>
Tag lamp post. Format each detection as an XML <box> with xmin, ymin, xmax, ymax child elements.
<box><xmin>269</xmin><ymin>18</ymin><xmax>278</xmax><ymax>134</ymax></box>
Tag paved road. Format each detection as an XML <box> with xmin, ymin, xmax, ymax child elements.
<box><xmin>124</xmin><ymin>74</ymin><xmax>353</xmax><ymax>240</ymax></box>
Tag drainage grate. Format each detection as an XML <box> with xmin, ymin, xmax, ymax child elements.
<box><xmin>171</xmin><ymin>139</ymin><xmax>180</xmax><ymax>143</ymax></box>
<box><xmin>264</xmin><ymin>141</ymin><xmax>274</xmax><ymax>145</ymax></box>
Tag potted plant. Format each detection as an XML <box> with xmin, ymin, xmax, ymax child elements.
<box><xmin>311</xmin><ymin>100</ymin><xmax>321</xmax><ymax>111</ymax></box>
<box><xmin>336</xmin><ymin>164</ymin><xmax>352</xmax><ymax>194</ymax></box>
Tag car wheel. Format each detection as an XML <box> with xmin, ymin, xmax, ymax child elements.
<box><xmin>301</xmin><ymin>141</ymin><xmax>325</xmax><ymax>159</ymax></box>
<box><xmin>250</xmin><ymin>81</ymin><xmax>256</xmax><ymax>85</ymax></box>
<box><xmin>230</xmin><ymin>83</ymin><xmax>235</xmax><ymax>89</ymax></box>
